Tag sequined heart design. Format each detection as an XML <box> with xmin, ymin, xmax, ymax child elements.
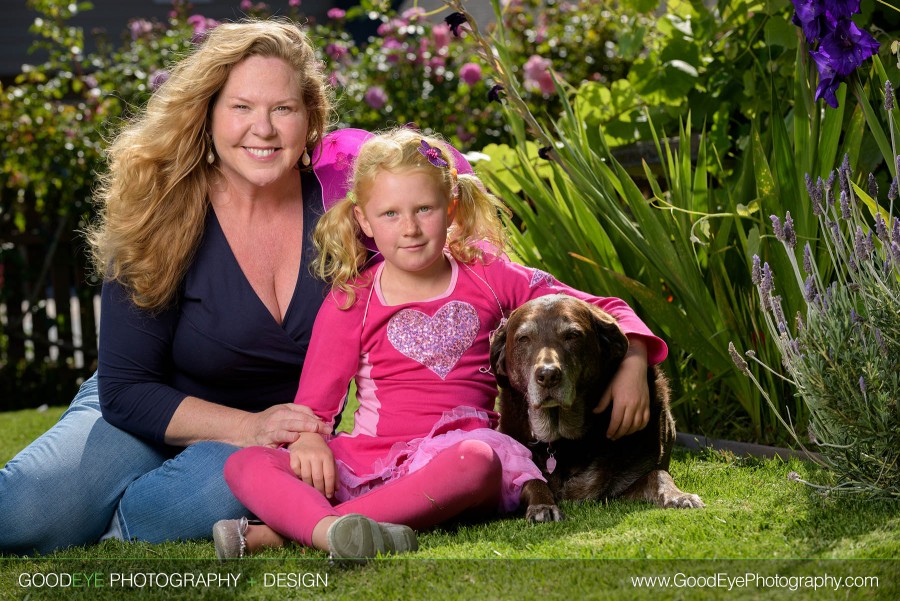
<box><xmin>387</xmin><ymin>301</ymin><xmax>480</xmax><ymax>379</ymax></box>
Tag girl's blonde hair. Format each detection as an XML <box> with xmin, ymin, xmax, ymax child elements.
<box><xmin>86</xmin><ymin>19</ymin><xmax>332</xmax><ymax>310</ymax></box>
<box><xmin>312</xmin><ymin>128</ymin><xmax>510</xmax><ymax>307</ymax></box>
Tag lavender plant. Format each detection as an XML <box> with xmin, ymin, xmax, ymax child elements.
<box><xmin>730</xmin><ymin>83</ymin><xmax>899</xmax><ymax>498</ymax></box>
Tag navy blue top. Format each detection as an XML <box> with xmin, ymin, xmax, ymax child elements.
<box><xmin>97</xmin><ymin>169</ymin><xmax>329</xmax><ymax>443</ymax></box>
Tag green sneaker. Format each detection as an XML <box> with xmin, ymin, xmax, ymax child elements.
<box><xmin>327</xmin><ymin>513</ymin><xmax>418</xmax><ymax>561</ymax></box>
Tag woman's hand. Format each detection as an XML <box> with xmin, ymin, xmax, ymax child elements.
<box><xmin>594</xmin><ymin>337</ymin><xmax>651</xmax><ymax>440</ymax></box>
<box><xmin>288</xmin><ymin>432</ymin><xmax>337</xmax><ymax>499</ymax></box>
<box><xmin>239</xmin><ymin>403</ymin><xmax>328</xmax><ymax>448</ymax></box>
<box><xmin>164</xmin><ymin>397</ymin><xmax>328</xmax><ymax>448</ymax></box>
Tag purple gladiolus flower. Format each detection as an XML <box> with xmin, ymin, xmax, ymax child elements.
<box><xmin>364</xmin><ymin>86</ymin><xmax>388</xmax><ymax>109</ymax></box>
<box><xmin>814</xmin><ymin>18</ymin><xmax>879</xmax><ymax>78</ymax></box>
<box><xmin>459</xmin><ymin>62</ymin><xmax>482</xmax><ymax>85</ymax></box>
<box><xmin>824</xmin><ymin>0</ymin><xmax>860</xmax><ymax>19</ymax></box>
<box><xmin>810</xmin><ymin>51</ymin><xmax>842</xmax><ymax>108</ymax></box>
<box><xmin>791</xmin><ymin>0</ymin><xmax>828</xmax><ymax>42</ymax></box>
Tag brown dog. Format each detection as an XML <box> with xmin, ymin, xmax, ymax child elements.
<box><xmin>490</xmin><ymin>294</ymin><xmax>704</xmax><ymax>522</ymax></box>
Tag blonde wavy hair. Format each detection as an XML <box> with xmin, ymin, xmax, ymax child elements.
<box><xmin>312</xmin><ymin>128</ymin><xmax>510</xmax><ymax>307</ymax></box>
<box><xmin>86</xmin><ymin>19</ymin><xmax>332</xmax><ymax>310</ymax></box>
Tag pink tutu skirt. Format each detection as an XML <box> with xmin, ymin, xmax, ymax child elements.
<box><xmin>332</xmin><ymin>406</ymin><xmax>544</xmax><ymax>513</ymax></box>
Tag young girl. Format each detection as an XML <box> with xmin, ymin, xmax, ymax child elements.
<box><xmin>214</xmin><ymin>128</ymin><xmax>667</xmax><ymax>560</ymax></box>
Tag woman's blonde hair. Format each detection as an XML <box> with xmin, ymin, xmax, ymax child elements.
<box><xmin>312</xmin><ymin>128</ymin><xmax>510</xmax><ymax>307</ymax></box>
<box><xmin>86</xmin><ymin>19</ymin><xmax>332</xmax><ymax>310</ymax></box>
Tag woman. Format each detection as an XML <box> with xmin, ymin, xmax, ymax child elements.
<box><xmin>0</xmin><ymin>19</ymin><xmax>333</xmax><ymax>554</ymax></box>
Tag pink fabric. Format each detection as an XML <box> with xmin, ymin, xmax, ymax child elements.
<box><xmin>225</xmin><ymin>439</ymin><xmax>503</xmax><ymax>546</ymax></box>
<box><xmin>332</xmin><ymin>406</ymin><xmax>542</xmax><ymax>513</ymax></box>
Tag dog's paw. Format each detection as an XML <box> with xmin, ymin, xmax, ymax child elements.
<box><xmin>526</xmin><ymin>504</ymin><xmax>565</xmax><ymax>523</ymax></box>
<box><xmin>662</xmin><ymin>492</ymin><xmax>705</xmax><ymax>509</ymax></box>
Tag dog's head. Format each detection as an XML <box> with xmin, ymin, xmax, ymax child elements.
<box><xmin>490</xmin><ymin>294</ymin><xmax>629</xmax><ymax>442</ymax></box>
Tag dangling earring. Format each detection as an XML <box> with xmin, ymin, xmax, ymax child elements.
<box><xmin>301</xmin><ymin>148</ymin><xmax>310</xmax><ymax>166</ymax></box>
<box><xmin>205</xmin><ymin>134</ymin><xmax>215</xmax><ymax>164</ymax></box>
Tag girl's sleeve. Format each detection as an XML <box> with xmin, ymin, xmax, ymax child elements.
<box><xmin>97</xmin><ymin>279</ymin><xmax>188</xmax><ymax>442</ymax></box>
<box><xmin>292</xmin><ymin>291</ymin><xmax>363</xmax><ymax>428</ymax></box>
<box><xmin>489</xmin><ymin>258</ymin><xmax>668</xmax><ymax>365</ymax></box>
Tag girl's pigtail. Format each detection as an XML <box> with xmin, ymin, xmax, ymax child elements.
<box><xmin>311</xmin><ymin>197</ymin><xmax>369</xmax><ymax>308</ymax></box>
<box><xmin>448</xmin><ymin>173</ymin><xmax>510</xmax><ymax>263</ymax></box>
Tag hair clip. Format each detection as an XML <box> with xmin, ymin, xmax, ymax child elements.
<box><xmin>418</xmin><ymin>140</ymin><xmax>449</xmax><ymax>168</ymax></box>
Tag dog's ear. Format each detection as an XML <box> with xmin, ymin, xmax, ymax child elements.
<box><xmin>489</xmin><ymin>318</ymin><xmax>510</xmax><ymax>386</ymax></box>
<box><xmin>589</xmin><ymin>305</ymin><xmax>629</xmax><ymax>364</ymax></box>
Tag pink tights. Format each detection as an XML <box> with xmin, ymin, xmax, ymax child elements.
<box><xmin>224</xmin><ymin>439</ymin><xmax>503</xmax><ymax>547</ymax></box>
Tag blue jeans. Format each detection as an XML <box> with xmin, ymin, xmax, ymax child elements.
<box><xmin>0</xmin><ymin>375</ymin><xmax>248</xmax><ymax>555</ymax></box>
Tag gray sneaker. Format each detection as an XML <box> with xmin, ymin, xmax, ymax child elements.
<box><xmin>212</xmin><ymin>517</ymin><xmax>248</xmax><ymax>560</ymax></box>
<box><xmin>327</xmin><ymin>513</ymin><xmax>418</xmax><ymax>561</ymax></box>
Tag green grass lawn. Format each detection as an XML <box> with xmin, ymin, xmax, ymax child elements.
<box><xmin>1</xmin><ymin>407</ymin><xmax>897</xmax><ymax>600</ymax></box>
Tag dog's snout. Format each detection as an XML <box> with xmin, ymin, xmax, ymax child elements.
<box><xmin>536</xmin><ymin>365</ymin><xmax>561</xmax><ymax>388</ymax></box>
<box><xmin>535</xmin><ymin>364</ymin><xmax>561</xmax><ymax>388</ymax></box>
<box><xmin>533</xmin><ymin>348</ymin><xmax>563</xmax><ymax>389</ymax></box>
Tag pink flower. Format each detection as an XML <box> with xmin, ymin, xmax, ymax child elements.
<box><xmin>325</xmin><ymin>43</ymin><xmax>349</xmax><ymax>61</ymax></box>
<box><xmin>523</xmin><ymin>54</ymin><xmax>555</xmax><ymax>95</ymax></box>
<box><xmin>187</xmin><ymin>15</ymin><xmax>219</xmax><ymax>43</ymax></box>
<box><xmin>432</xmin><ymin>24</ymin><xmax>451</xmax><ymax>50</ymax></box>
<box><xmin>364</xmin><ymin>86</ymin><xmax>388</xmax><ymax>109</ymax></box>
<box><xmin>240</xmin><ymin>0</ymin><xmax>253</xmax><ymax>11</ymax></box>
<box><xmin>459</xmin><ymin>62</ymin><xmax>482</xmax><ymax>85</ymax></box>
<box><xmin>327</xmin><ymin>8</ymin><xmax>345</xmax><ymax>20</ymax></box>
<box><xmin>456</xmin><ymin>126</ymin><xmax>474</xmax><ymax>144</ymax></box>
<box><xmin>129</xmin><ymin>19</ymin><xmax>153</xmax><ymax>40</ymax></box>
<box><xmin>402</xmin><ymin>7</ymin><xmax>426</xmax><ymax>21</ymax></box>
<box><xmin>289</xmin><ymin>0</ymin><xmax>301</xmax><ymax>7</ymax></box>
<box><xmin>150</xmin><ymin>70</ymin><xmax>170</xmax><ymax>91</ymax></box>
<box><xmin>328</xmin><ymin>71</ymin><xmax>345</xmax><ymax>88</ymax></box>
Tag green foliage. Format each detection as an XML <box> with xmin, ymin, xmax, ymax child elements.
<box><xmin>732</xmin><ymin>70</ymin><xmax>900</xmax><ymax>497</ymax></box>
<box><xmin>317</xmin><ymin>0</ymin><xmax>639</xmax><ymax>148</ymax></box>
<box><xmin>456</xmin><ymin>0</ymin><xmax>900</xmax><ymax>447</ymax></box>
